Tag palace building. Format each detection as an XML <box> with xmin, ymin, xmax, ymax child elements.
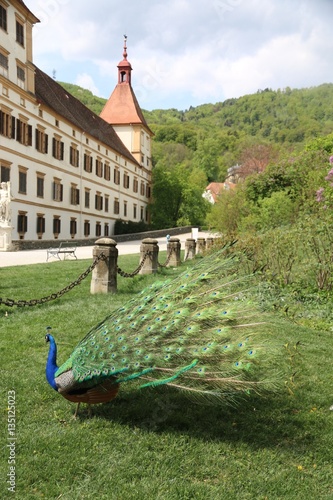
<box><xmin>0</xmin><ymin>0</ymin><xmax>153</xmax><ymax>250</ymax></box>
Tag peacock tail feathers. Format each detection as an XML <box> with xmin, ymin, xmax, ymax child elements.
<box><xmin>55</xmin><ymin>244</ymin><xmax>291</xmax><ymax>403</ymax></box>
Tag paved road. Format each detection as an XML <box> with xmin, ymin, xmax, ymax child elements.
<box><xmin>0</xmin><ymin>231</ymin><xmax>216</xmax><ymax>267</ymax></box>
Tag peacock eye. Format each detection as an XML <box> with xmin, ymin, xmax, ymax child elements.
<box><xmin>45</xmin><ymin>334</ymin><xmax>49</xmax><ymax>342</ymax></box>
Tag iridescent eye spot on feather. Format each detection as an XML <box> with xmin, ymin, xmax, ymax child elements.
<box><xmin>99</xmin><ymin>351</ymin><xmax>104</xmax><ymax>357</ymax></box>
<box><xmin>102</xmin><ymin>368</ymin><xmax>108</xmax><ymax>375</ymax></box>
<box><xmin>118</xmin><ymin>336</ymin><xmax>125</xmax><ymax>342</ymax></box>
<box><xmin>108</xmin><ymin>343</ymin><xmax>114</xmax><ymax>349</ymax></box>
<box><xmin>90</xmin><ymin>341</ymin><xmax>95</xmax><ymax>346</ymax></box>
<box><xmin>121</xmin><ymin>358</ymin><xmax>127</xmax><ymax>364</ymax></box>
<box><xmin>197</xmin><ymin>367</ymin><xmax>205</xmax><ymax>375</ymax></box>
<box><xmin>164</xmin><ymin>354</ymin><xmax>171</xmax><ymax>360</ymax></box>
<box><xmin>134</xmin><ymin>336</ymin><xmax>141</xmax><ymax>342</ymax></box>
<box><xmin>121</xmin><ymin>345</ymin><xmax>127</xmax><ymax>351</ymax></box>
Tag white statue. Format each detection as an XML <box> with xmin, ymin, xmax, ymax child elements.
<box><xmin>0</xmin><ymin>182</ymin><xmax>11</xmax><ymax>225</ymax></box>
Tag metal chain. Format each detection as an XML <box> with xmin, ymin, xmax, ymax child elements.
<box><xmin>158</xmin><ymin>248</ymin><xmax>173</xmax><ymax>268</ymax></box>
<box><xmin>0</xmin><ymin>252</ymin><xmax>107</xmax><ymax>307</ymax></box>
<box><xmin>117</xmin><ymin>251</ymin><xmax>151</xmax><ymax>278</ymax></box>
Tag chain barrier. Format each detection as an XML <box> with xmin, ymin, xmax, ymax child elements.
<box><xmin>158</xmin><ymin>248</ymin><xmax>173</xmax><ymax>268</ymax></box>
<box><xmin>117</xmin><ymin>251</ymin><xmax>151</xmax><ymax>278</ymax></box>
<box><xmin>0</xmin><ymin>252</ymin><xmax>107</xmax><ymax>308</ymax></box>
<box><xmin>183</xmin><ymin>248</ymin><xmax>190</xmax><ymax>262</ymax></box>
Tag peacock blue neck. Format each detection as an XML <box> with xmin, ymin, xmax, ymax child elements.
<box><xmin>46</xmin><ymin>335</ymin><xmax>59</xmax><ymax>391</ymax></box>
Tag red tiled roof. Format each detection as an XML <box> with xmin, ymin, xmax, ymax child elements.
<box><xmin>34</xmin><ymin>66</ymin><xmax>139</xmax><ymax>165</ymax></box>
<box><xmin>205</xmin><ymin>181</ymin><xmax>236</xmax><ymax>202</ymax></box>
<box><xmin>100</xmin><ymin>83</ymin><xmax>153</xmax><ymax>135</ymax></box>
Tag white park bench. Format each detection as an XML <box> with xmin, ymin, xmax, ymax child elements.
<box><xmin>46</xmin><ymin>241</ymin><xmax>78</xmax><ymax>261</ymax></box>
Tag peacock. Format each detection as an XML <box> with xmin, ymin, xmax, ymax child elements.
<box><xmin>45</xmin><ymin>244</ymin><xmax>290</xmax><ymax>417</ymax></box>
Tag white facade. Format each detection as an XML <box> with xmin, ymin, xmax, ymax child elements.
<box><xmin>0</xmin><ymin>0</ymin><xmax>152</xmax><ymax>247</ymax></box>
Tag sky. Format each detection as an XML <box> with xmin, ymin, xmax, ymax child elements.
<box><xmin>25</xmin><ymin>0</ymin><xmax>333</xmax><ymax>111</ymax></box>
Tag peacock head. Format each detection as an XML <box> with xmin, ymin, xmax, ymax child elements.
<box><xmin>45</xmin><ymin>326</ymin><xmax>52</xmax><ymax>343</ymax></box>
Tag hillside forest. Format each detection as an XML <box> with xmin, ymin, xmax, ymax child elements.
<box><xmin>60</xmin><ymin>83</ymin><xmax>333</xmax><ymax>281</ymax></box>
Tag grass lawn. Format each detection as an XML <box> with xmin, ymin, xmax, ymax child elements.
<box><xmin>1</xmin><ymin>253</ymin><xmax>333</xmax><ymax>499</ymax></box>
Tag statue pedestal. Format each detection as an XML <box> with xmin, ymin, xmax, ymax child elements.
<box><xmin>0</xmin><ymin>225</ymin><xmax>12</xmax><ymax>251</ymax></box>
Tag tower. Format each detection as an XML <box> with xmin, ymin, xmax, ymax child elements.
<box><xmin>100</xmin><ymin>37</ymin><xmax>153</xmax><ymax>173</ymax></box>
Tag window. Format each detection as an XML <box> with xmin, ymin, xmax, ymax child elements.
<box><xmin>133</xmin><ymin>204</ymin><xmax>137</xmax><ymax>219</ymax></box>
<box><xmin>16</xmin><ymin>20</ymin><xmax>24</xmax><ymax>46</ymax></box>
<box><xmin>141</xmin><ymin>131</ymin><xmax>144</xmax><ymax>146</ymax></box>
<box><xmin>140</xmin><ymin>181</ymin><xmax>145</xmax><ymax>196</ymax></box>
<box><xmin>16</xmin><ymin>118</ymin><xmax>32</xmax><ymax>146</ymax></box>
<box><xmin>104</xmin><ymin>163</ymin><xmax>110</xmax><ymax>181</ymax></box>
<box><xmin>17</xmin><ymin>65</ymin><xmax>25</xmax><ymax>89</ymax></box>
<box><xmin>52</xmin><ymin>179</ymin><xmax>63</xmax><ymax>202</ymax></box>
<box><xmin>123</xmin><ymin>173</ymin><xmax>130</xmax><ymax>189</ymax></box>
<box><xmin>114</xmin><ymin>168</ymin><xmax>120</xmax><ymax>185</ymax></box>
<box><xmin>35</xmin><ymin>127</ymin><xmax>48</xmax><ymax>153</ymax></box>
<box><xmin>95</xmin><ymin>222</ymin><xmax>102</xmax><ymax>237</ymax></box>
<box><xmin>146</xmin><ymin>184</ymin><xmax>151</xmax><ymax>198</ymax></box>
<box><xmin>84</xmin><ymin>153</ymin><xmax>93</xmax><ymax>173</ymax></box>
<box><xmin>95</xmin><ymin>193</ymin><xmax>103</xmax><ymax>211</ymax></box>
<box><xmin>124</xmin><ymin>201</ymin><xmax>127</xmax><ymax>217</ymax></box>
<box><xmin>84</xmin><ymin>189</ymin><xmax>90</xmax><ymax>209</ymax></box>
<box><xmin>70</xmin><ymin>218</ymin><xmax>77</xmax><ymax>237</ymax></box>
<box><xmin>0</xmin><ymin>108</ymin><xmax>15</xmax><ymax>138</ymax></box>
<box><xmin>69</xmin><ymin>144</ymin><xmax>79</xmax><ymax>167</ymax></box>
<box><xmin>114</xmin><ymin>198</ymin><xmax>119</xmax><ymax>215</ymax></box>
<box><xmin>133</xmin><ymin>178</ymin><xmax>138</xmax><ymax>193</ymax></box>
<box><xmin>36</xmin><ymin>214</ymin><xmax>45</xmax><ymax>236</ymax></box>
<box><xmin>95</xmin><ymin>158</ymin><xmax>103</xmax><ymax>177</ymax></box>
<box><xmin>36</xmin><ymin>174</ymin><xmax>44</xmax><ymax>198</ymax></box>
<box><xmin>104</xmin><ymin>223</ymin><xmax>109</xmax><ymax>237</ymax></box>
<box><xmin>0</xmin><ymin>50</ymin><xmax>8</xmax><ymax>77</ymax></box>
<box><xmin>18</xmin><ymin>168</ymin><xmax>27</xmax><ymax>194</ymax></box>
<box><xmin>1</xmin><ymin>164</ymin><xmax>10</xmax><ymax>182</ymax></box>
<box><xmin>0</xmin><ymin>5</ymin><xmax>7</xmax><ymax>31</ymax></box>
<box><xmin>105</xmin><ymin>195</ymin><xmax>109</xmax><ymax>213</ymax></box>
<box><xmin>52</xmin><ymin>136</ymin><xmax>64</xmax><ymax>160</ymax></box>
<box><xmin>84</xmin><ymin>221</ymin><xmax>90</xmax><ymax>237</ymax></box>
<box><xmin>53</xmin><ymin>217</ymin><xmax>61</xmax><ymax>237</ymax></box>
<box><xmin>70</xmin><ymin>185</ymin><xmax>80</xmax><ymax>205</ymax></box>
<box><xmin>17</xmin><ymin>212</ymin><xmax>27</xmax><ymax>234</ymax></box>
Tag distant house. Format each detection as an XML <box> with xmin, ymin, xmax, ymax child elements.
<box><xmin>203</xmin><ymin>181</ymin><xmax>236</xmax><ymax>204</ymax></box>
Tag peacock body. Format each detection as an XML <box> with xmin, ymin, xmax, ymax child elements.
<box><xmin>45</xmin><ymin>245</ymin><xmax>289</xmax><ymax>415</ymax></box>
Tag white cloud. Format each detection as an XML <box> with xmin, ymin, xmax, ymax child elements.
<box><xmin>25</xmin><ymin>0</ymin><xmax>333</xmax><ymax>109</ymax></box>
<box><xmin>75</xmin><ymin>73</ymin><xmax>100</xmax><ymax>96</ymax></box>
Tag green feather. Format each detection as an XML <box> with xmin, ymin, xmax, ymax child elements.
<box><xmin>55</xmin><ymin>243</ymin><xmax>293</xmax><ymax>405</ymax></box>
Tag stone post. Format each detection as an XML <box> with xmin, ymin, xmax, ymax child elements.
<box><xmin>167</xmin><ymin>237</ymin><xmax>181</xmax><ymax>267</ymax></box>
<box><xmin>184</xmin><ymin>238</ymin><xmax>196</xmax><ymax>260</ymax></box>
<box><xmin>139</xmin><ymin>238</ymin><xmax>159</xmax><ymax>274</ymax></box>
<box><xmin>90</xmin><ymin>238</ymin><xmax>118</xmax><ymax>294</ymax></box>
<box><xmin>196</xmin><ymin>237</ymin><xmax>206</xmax><ymax>254</ymax></box>
<box><xmin>206</xmin><ymin>237</ymin><xmax>214</xmax><ymax>250</ymax></box>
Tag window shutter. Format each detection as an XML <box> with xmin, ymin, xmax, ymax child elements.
<box><xmin>11</xmin><ymin>116</ymin><xmax>16</xmax><ymax>139</ymax></box>
<box><xmin>28</xmin><ymin>125</ymin><xmax>32</xmax><ymax>146</ymax></box>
